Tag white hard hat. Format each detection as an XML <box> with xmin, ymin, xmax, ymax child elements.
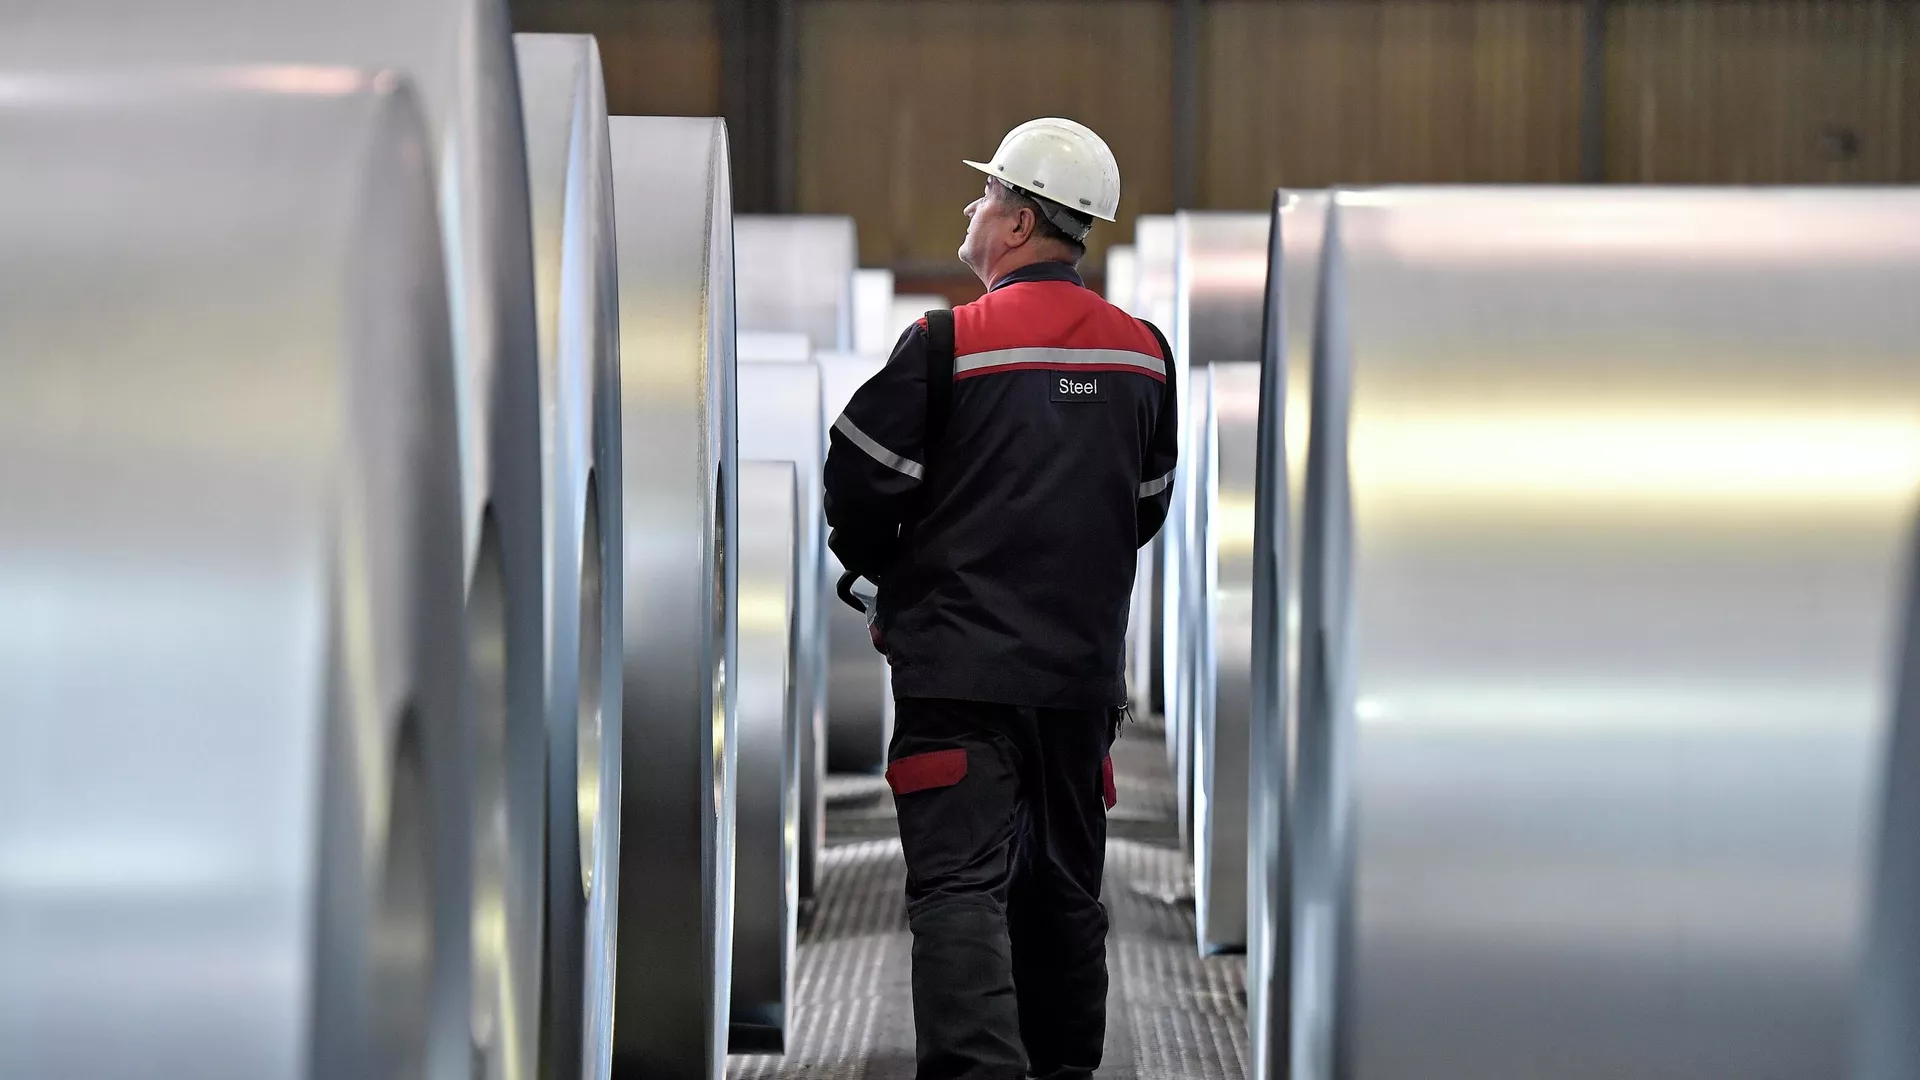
<box><xmin>964</xmin><ymin>117</ymin><xmax>1121</xmax><ymax>234</ymax></box>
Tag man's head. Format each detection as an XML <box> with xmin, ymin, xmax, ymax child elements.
<box><xmin>958</xmin><ymin>118</ymin><xmax>1120</xmax><ymax>288</ymax></box>
<box><xmin>958</xmin><ymin>177</ymin><xmax>1091</xmax><ymax>285</ymax></box>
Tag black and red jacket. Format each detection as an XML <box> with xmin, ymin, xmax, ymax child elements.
<box><xmin>823</xmin><ymin>260</ymin><xmax>1178</xmax><ymax>708</ymax></box>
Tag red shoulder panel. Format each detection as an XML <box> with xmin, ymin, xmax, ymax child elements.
<box><xmin>953</xmin><ymin>280</ymin><xmax>1163</xmax><ymax>359</ymax></box>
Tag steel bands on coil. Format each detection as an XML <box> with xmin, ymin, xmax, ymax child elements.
<box><xmin>0</xmin><ymin>76</ymin><xmax>469</xmax><ymax>1080</ymax></box>
<box><xmin>514</xmin><ymin>32</ymin><xmax>623</xmax><ymax>1080</ymax></box>
<box><xmin>1292</xmin><ymin>188</ymin><xmax>1920</xmax><ymax>1080</ymax></box>
<box><xmin>818</xmin><ymin>352</ymin><xmax>895</xmax><ymax>774</ymax></box>
<box><xmin>729</xmin><ymin>461</ymin><xmax>802</xmax><ymax>1052</ymax></box>
<box><xmin>0</xmin><ymin>6</ymin><xmax>553</xmax><ymax>1078</ymax></box>
<box><xmin>739</xmin><ymin>359</ymin><xmax>831</xmax><ymax>903</ymax></box>
<box><xmin>609</xmin><ymin>115</ymin><xmax>740</xmax><ymax>1080</ymax></box>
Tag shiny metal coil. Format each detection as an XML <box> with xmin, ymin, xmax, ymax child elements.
<box><xmin>0</xmin><ymin>6</ymin><xmax>551</xmax><ymax>1078</ymax></box>
<box><xmin>609</xmin><ymin>115</ymin><xmax>740</xmax><ymax>1080</ymax></box>
<box><xmin>1246</xmin><ymin>189</ymin><xmax>1327</xmax><ymax>1080</ymax></box>
<box><xmin>729</xmin><ymin>462</ymin><xmax>802</xmax><ymax>1052</ymax></box>
<box><xmin>818</xmin><ymin>351</ymin><xmax>896</xmax><ymax>774</ymax></box>
<box><xmin>1133</xmin><ymin>215</ymin><xmax>1178</xmax><ymax>725</ymax></box>
<box><xmin>0</xmin><ymin>74</ymin><xmax>469</xmax><ymax>1080</ymax></box>
<box><xmin>1294</xmin><ymin>188</ymin><xmax>1920</xmax><ymax>1080</ymax></box>
<box><xmin>514</xmin><ymin>32</ymin><xmax>623</xmax><ymax>1080</ymax></box>
<box><xmin>735</xmin><ymin>215</ymin><xmax>859</xmax><ymax>352</ymax></box>
<box><xmin>1862</xmin><ymin>531</ymin><xmax>1920</xmax><ymax>1080</ymax></box>
<box><xmin>739</xmin><ymin>360</ymin><xmax>830</xmax><ymax>903</ymax></box>
<box><xmin>889</xmin><ymin>294</ymin><xmax>952</xmax><ymax>339</ymax></box>
<box><xmin>1182</xmin><ymin>212</ymin><xmax>1270</xmax><ymax>956</ymax></box>
<box><xmin>1104</xmin><ymin>243</ymin><xmax>1156</xmax><ymax>718</ymax></box>
<box><xmin>854</xmin><ymin>268</ymin><xmax>897</xmax><ymax>355</ymax></box>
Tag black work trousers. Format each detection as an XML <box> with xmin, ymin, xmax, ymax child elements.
<box><xmin>886</xmin><ymin>696</ymin><xmax>1119</xmax><ymax>1080</ymax></box>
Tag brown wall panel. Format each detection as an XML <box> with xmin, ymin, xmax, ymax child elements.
<box><xmin>797</xmin><ymin>0</ymin><xmax>1175</xmax><ymax>274</ymax></box>
<box><xmin>512</xmin><ymin>0</ymin><xmax>721</xmax><ymax>118</ymax></box>
<box><xmin>1204</xmin><ymin>0</ymin><xmax>1586</xmax><ymax>204</ymax></box>
<box><xmin>1606</xmin><ymin>0</ymin><xmax>1919</xmax><ymax>183</ymax></box>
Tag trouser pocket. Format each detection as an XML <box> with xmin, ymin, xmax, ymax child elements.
<box><xmin>885</xmin><ymin>747</ymin><xmax>968</xmax><ymax>795</ymax></box>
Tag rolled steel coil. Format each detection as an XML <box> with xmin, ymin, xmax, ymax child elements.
<box><xmin>735</xmin><ymin>215</ymin><xmax>859</xmax><ymax>352</ymax></box>
<box><xmin>1132</xmin><ymin>215</ymin><xmax>1177</xmax><ymax>726</ymax></box>
<box><xmin>1293</xmin><ymin>188</ymin><xmax>1920</xmax><ymax>1080</ymax></box>
<box><xmin>1861</xmin><ymin>527</ymin><xmax>1920</xmax><ymax>1080</ymax></box>
<box><xmin>0</xmin><ymin>73</ymin><xmax>468</xmax><ymax>1080</ymax></box>
<box><xmin>1246</xmin><ymin>188</ymin><xmax>1327</xmax><ymax>1080</ymax></box>
<box><xmin>729</xmin><ymin>461</ymin><xmax>802</xmax><ymax>1051</ymax></box>
<box><xmin>0</xmin><ymin>6</ymin><xmax>551</xmax><ymax>1078</ymax></box>
<box><xmin>1181</xmin><ymin>212</ymin><xmax>1271</xmax><ymax>956</ymax></box>
<box><xmin>514</xmin><ymin>32</ymin><xmax>623</xmax><ymax>1080</ymax></box>
<box><xmin>608</xmin><ymin>115</ymin><xmax>739</xmax><ymax>1080</ymax></box>
<box><xmin>853</xmin><ymin>268</ymin><xmax>898</xmax><ymax>355</ymax></box>
<box><xmin>818</xmin><ymin>351</ymin><xmax>894</xmax><ymax>774</ymax></box>
<box><xmin>1104</xmin><ymin>243</ymin><xmax>1156</xmax><ymax>718</ymax></box>
<box><xmin>739</xmin><ymin>360</ymin><xmax>830</xmax><ymax>903</ymax></box>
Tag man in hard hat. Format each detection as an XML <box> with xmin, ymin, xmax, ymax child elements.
<box><xmin>824</xmin><ymin>118</ymin><xmax>1178</xmax><ymax>1080</ymax></box>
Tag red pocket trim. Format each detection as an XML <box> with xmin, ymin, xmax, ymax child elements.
<box><xmin>1102</xmin><ymin>755</ymin><xmax>1117</xmax><ymax>811</ymax></box>
<box><xmin>886</xmin><ymin>748</ymin><xmax>968</xmax><ymax>796</ymax></box>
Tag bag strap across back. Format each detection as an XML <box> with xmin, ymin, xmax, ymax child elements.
<box><xmin>923</xmin><ymin>307</ymin><xmax>955</xmax><ymax>457</ymax></box>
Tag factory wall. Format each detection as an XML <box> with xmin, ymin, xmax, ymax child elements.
<box><xmin>512</xmin><ymin>0</ymin><xmax>1920</xmax><ymax>275</ymax></box>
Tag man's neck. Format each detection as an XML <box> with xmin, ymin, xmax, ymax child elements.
<box><xmin>983</xmin><ymin>248</ymin><xmax>1063</xmax><ymax>290</ymax></box>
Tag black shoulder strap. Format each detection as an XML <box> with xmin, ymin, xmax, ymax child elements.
<box><xmin>1140</xmin><ymin>317</ymin><xmax>1174</xmax><ymax>368</ymax></box>
<box><xmin>923</xmin><ymin>308</ymin><xmax>955</xmax><ymax>459</ymax></box>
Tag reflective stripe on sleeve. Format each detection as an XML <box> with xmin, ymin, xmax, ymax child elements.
<box><xmin>833</xmin><ymin>413</ymin><xmax>925</xmax><ymax>481</ymax></box>
<box><xmin>954</xmin><ymin>346</ymin><xmax>1167</xmax><ymax>382</ymax></box>
<box><xmin>1138</xmin><ymin>470</ymin><xmax>1173</xmax><ymax>498</ymax></box>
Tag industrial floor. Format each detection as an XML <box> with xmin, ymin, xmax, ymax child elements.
<box><xmin>729</xmin><ymin>718</ymin><xmax>1248</xmax><ymax>1080</ymax></box>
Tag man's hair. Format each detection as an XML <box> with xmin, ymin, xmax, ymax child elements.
<box><xmin>996</xmin><ymin>180</ymin><xmax>1091</xmax><ymax>265</ymax></box>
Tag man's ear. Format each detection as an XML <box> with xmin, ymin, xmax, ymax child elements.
<box><xmin>1009</xmin><ymin>204</ymin><xmax>1037</xmax><ymax>249</ymax></box>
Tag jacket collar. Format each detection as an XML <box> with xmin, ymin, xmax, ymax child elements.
<box><xmin>988</xmin><ymin>260</ymin><xmax>1084</xmax><ymax>292</ymax></box>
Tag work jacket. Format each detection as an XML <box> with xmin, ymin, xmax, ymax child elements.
<box><xmin>823</xmin><ymin>260</ymin><xmax>1178</xmax><ymax>708</ymax></box>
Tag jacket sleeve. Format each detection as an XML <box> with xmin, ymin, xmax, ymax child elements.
<box><xmin>1135</xmin><ymin>319</ymin><xmax>1179</xmax><ymax>547</ymax></box>
<box><xmin>823</xmin><ymin>320</ymin><xmax>929</xmax><ymax>580</ymax></box>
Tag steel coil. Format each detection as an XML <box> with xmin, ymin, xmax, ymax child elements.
<box><xmin>1133</xmin><ymin>216</ymin><xmax>1177</xmax><ymax>726</ymax></box>
<box><xmin>739</xmin><ymin>360</ymin><xmax>830</xmax><ymax>903</ymax></box>
<box><xmin>735</xmin><ymin>215</ymin><xmax>858</xmax><ymax>352</ymax></box>
<box><xmin>608</xmin><ymin>115</ymin><xmax>739</xmax><ymax>1080</ymax></box>
<box><xmin>730</xmin><ymin>461</ymin><xmax>801</xmax><ymax>1051</ymax></box>
<box><xmin>0</xmin><ymin>74</ymin><xmax>468</xmax><ymax>1080</ymax></box>
<box><xmin>854</xmin><ymin>268</ymin><xmax>898</xmax><ymax>355</ymax></box>
<box><xmin>1247</xmin><ymin>189</ymin><xmax>1327</xmax><ymax>1080</ymax></box>
<box><xmin>1294</xmin><ymin>188</ymin><xmax>1920</xmax><ymax>1080</ymax></box>
<box><xmin>1104</xmin><ymin>244</ymin><xmax>1155</xmax><ymax>718</ymax></box>
<box><xmin>818</xmin><ymin>352</ymin><xmax>894</xmax><ymax>774</ymax></box>
<box><xmin>514</xmin><ymin>32</ymin><xmax>623</xmax><ymax>1080</ymax></box>
<box><xmin>1862</xmin><ymin>533</ymin><xmax>1920</xmax><ymax>1080</ymax></box>
<box><xmin>889</xmin><ymin>294</ymin><xmax>952</xmax><ymax>338</ymax></box>
<box><xmin>0</xmin><ymin>6</ymin><xmax>551</xmax><ymax>1078</ymax></box>
<box><xmin>1181</xmin><ymin>213</ymin><xmax>1271</xmax><ymax>955</ymax></box>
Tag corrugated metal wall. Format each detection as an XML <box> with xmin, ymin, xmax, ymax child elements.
<box><xmin>515</xmin><ymin>0</ymin><xmax>1920</xmax><ymax>272</ymax></box>
<box><xmin>794</xmin><ymin>0</ymin><xmax>1175</xmax><ymax>272</ymax></box>
<box><xmin>1205</xmin><ymin>0</ymin><xmax>1587</xmax><ymax>205</ymax></box>
<box><xmin>1606</xmin><ymin>0</ymin><xmax>1919</xmax><ymax>183</ymax></box>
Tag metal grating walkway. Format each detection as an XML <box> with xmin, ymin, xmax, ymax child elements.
<box><xmin>730</xmin><ymin>722</ymin><xmax>1247</xmax><ymax>1080</ymax></box>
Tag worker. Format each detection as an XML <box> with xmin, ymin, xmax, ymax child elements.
<box><xmin>823</xmin><ymin>117</ymin><xmax>1178</xmax><ymax>1080</ymax></box>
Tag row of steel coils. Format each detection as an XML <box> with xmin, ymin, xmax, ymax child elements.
<box><xmin>0</xmin><ymin>5</ymin><xmax>913</xmax><ymax>1079</ymax></box>
<box><xmin>1112</xmin><ymin>192</ymin><xmax>1920</xmax><ymax>1079</ymax></box>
